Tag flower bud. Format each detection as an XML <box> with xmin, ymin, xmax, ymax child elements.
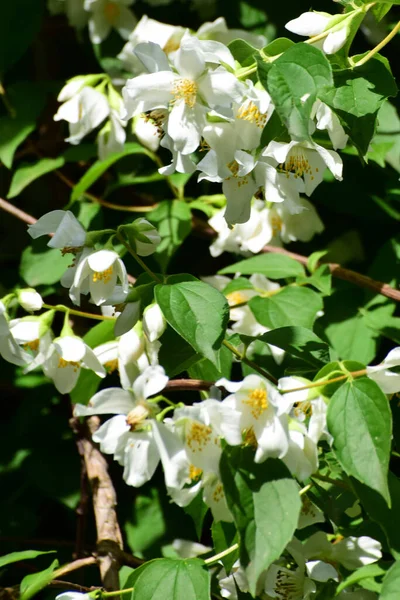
<box><xmin>18</xmin><ymin>289</ymin><xmax>43</xmax><ymax>312</ymax></box>
<box><xmin>142</xmin><ymin>303</ymin><xmax>166</xmax><ymax>342</ymax></box>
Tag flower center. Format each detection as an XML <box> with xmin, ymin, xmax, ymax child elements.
<box><xmin>23</xmin><ymin>339</ymin><xmax>40</xmax><ymax>352</ymax></box>
<box><xmin>144</xmin><ymin>109</ymin><xmax>166</xmax><ymax>137</ymax></box>
<box><xmin>294</xmin><ymin>400</ymin><xmax>312</xmax><ymax>419</ymax></box>
<box><xmin>104</xmin><ymin>358</ymin><xmax>119</xmax><ymax>374</ymax></box>
<box><xmin>172</xmin><ymin>78</ymin><xmax>198</xmax><ymax>108</ymax></box>
<box><xmin>126</xmin><ymin>402</ymin><xmax>150</xmax><ymax>430</ymax></box>
<box><xmin>189</xmin><ymin>464</ymin><xmax>203</xmax><ymax>481</ymax></box>
<box><xmin>104</xmin><ymin>2</ymin><xmax>120</xmax><ymax>23</ymax></box>
<box><xmin>244</xmin><ymin>427</ymin><xmax>257</xmax><ymax>448</ymax></box>
<box><xmin>163</xmin><ymin>37</ymin><xmax>181</xmax><ymax>54</ymax></box>
<box><xmin>186</xmin><ymin>421</ymin><xmax>212</xmax><ymax>452</ymax></box>
<box><xmin>244</xmin><ymin>388</ymin><xmax>268</xmax><ymax>419</ymax></box>
<box><xmin>282</xmin><ymin>146</ymin><xmax>317</xmax><ymax>180</ymax></box>
<box><xmin>274</xmin><ymin>568</ymin><xmax>302</xmax><ymax>599</ymax></box>
<box><xmin>58</xmin><ymin>357</ymin><xmax>80</xmax><ymax>372</ymax></box>
<box><xmin>92</xmin><ymin>266</ymin><xmax>113</xmax><ymax>283</ymax></box>
<box><xmin>212</xmin><ymin>482</ymin><xmax>224</xmax><ymax>504</ymax></box>
<box><xmin>226</xmin><ymin>291</ymin><xmax>246</xmax><ymax>307</ymax></box>
<box><xmin>237</xmin><ymin>100</ymin><xmax>267</xmax><ymax>129</ymax></box>
<box><xmin>226</xmin><ymin>161</ymin><xmax>248</xmax><ymax>187</ymax></box>
<box><xmin>271</xmin><ymin>214</ymin><xmax>283</xmax><ymax>237</ymax></box>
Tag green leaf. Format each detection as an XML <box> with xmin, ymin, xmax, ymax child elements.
<box><xmin>155</xmin><ymin>281</ymin><xmax>229</xmax><ymax>368</ymax></box>
<box><xmin>258</xmin><ymin>326</ymin><xmax>330</xmax><ymax>367</ymax></box>
<box><xmin>70</xmin><ymin>320</ymin><xmax>116</xmax><ymax>405</ymax></box>
<box><xmin>380</xmin><ymin>560</ymin><xmax>400</xmax><ymax>599</ymax></box>
<box><xmin>264</xmin><ymin>43</ymin><xmax>333</xmax><ymax>140</ymax></box>
<box><xmin>71</xmin><ymin>143</ymin><xmax>153</xmax><ymax>201</ymax></box>
<box><xmin>0</xmin><ymin>83</ymin><xmax>47</xmax><ymax>168</ymax></box>
<box><xmin>127</xmin><ymin>558</ymin><xmax>210</xmax><ymax>600</ymax></box>
<box><xmin>8</xmin><ymin>157</ymin><xmax>65</xmax><ymax>198</ymax></box>
<box><xmin>183</xmin><ymin>490</ymin><xmax>209</xmax><ymax>540</ymax></box>
<box><xmin>211</xmin><ymin>521</ymin><xmax>238</xmax><ymax>573</ymax></box>
<box><xmin>228</xmin><ymin>39</ymin><xmax>257</xmax><ymax>67</ymax></box>
<box><xmin>148</xmin><ymin>200</ymin><xmax>192</xmax><ymax>272</ymax></box>
<box><xmin>373</xmin><ymin>101</ymin><xmax>400</xmax><ymax>173</ymax></box>
<box><xmin>125</xmin><ymin>488</ymin><xmax>166</xmax><ymax>554</ymax></box>
<box><xmin>307</xmin><ymin>250</ymin><xmax>328</xmax><ymax>273</ymax></box>
<box><xmin>0</xmin><ymin>550</ymin><xmax>55</xmax><ymax>569</ymax></box>
<box><xmin>353</xmin><ymin>472</ymin><xmax>400</xmax><ymax>559</ymax></box>
<box><xmin>320</xmin><ymin>56</ymin><xmax>398</xmax><ymax>155</ymax></box>
<box><xmin>221</xmin><ymin>447</ymin><xmax>301</xmax><ymax>596</ymax></box>
<box><xmin>0</xmin><ymin>0</ymin><xmax>45</xmax><ymax>76</ymax></box>
<box><xmin>20</xmin><ymin>245</ymin><xmax>72</xmax><ymax>286</ymax></box>
<box><xmin>296</xmin><ymin>265</ymin><xmax>332</xmax><ymax>296</ymax></box>
<box><xmin>372</xmin><ymin>3</ymin><xmax>393</xmax><ymax>21</ymax></box>
<box><xmin>188</xmin><ymin>342</ymin><xmax>232</xmax><ymax>381</ymax></box>
<box><xmin>20</xmin><ymin>558</ymin><xmax>59</xmax><ymax>600</ymax></box>
<box><xmin>336</xmin><ymin>563</ymin><xmax>387</xmax><ymax>594</ymax></box>
<box><xmin>262</xmin><ymin>38</ymin><xmax>294</xmax><ymax>58</ymax></box>
<box><xmin>249</xmin><ymin>286</ymin><xmax>323</xmax><ymax>330</ymax></box>
<box><xmin>218</xmin><ymin>253</ymin><xmax>305</xmax><ymax>278</ymax></box>
<box><xmin>328</xmin><ymin>378</ymin><xmax>392</xmax><ymax>505</ymax></box>
<box><xmin>158</xmin><ymin>326</ymin><xmax>200</xmax><ymax>377</ymax></box>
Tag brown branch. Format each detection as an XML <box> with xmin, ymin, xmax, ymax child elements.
<box><xmin>261</xmin><ymin>244</ymin><xmax>400</xmax><ymax>302</ymax></box>
<box><xmin>165</xmin><ymin>379</ymin><xmax>214</xmax><ymax>392</ymax></box>
<box><xmin>192</xmin><ymin>216</ymin><xmax>400</xmax><ymax>303</ymax></box>
<box><xmin>0</xmin><ymin>197</ymin><xmax>37</xmax><ymax>225</ymax></box>
<box><xmin>71</xmin><ymin>417</ymin><xmax>123</xmax><ymax>592</ymax></box>
<box><xmin>49</xmin><ymin>581</ymin><xmax>95</xmax><ymax>593</ymax></box>
<box><xmin>54</xmin><ymin>556</ymin><xmax>97</xmax><ymax>579</ymax></box>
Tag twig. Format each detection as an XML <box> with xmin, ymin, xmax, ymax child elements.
<box><xmin>0</xmin><ymin>197</ymin><xmax>37</xmax><ymax>225</ymax></box>
<box><xmin>165</xmin><ymin>379</ymin><xmax>215</xmax><ymax>392</ymax></box>
<box><xmin>71</xmin><ymin>417</ymin><xmax>123</xmax><ymax>592</ymax></box>
<box><xmin>354</xmin><ymin>20</ymin><xmax>400</xmax><ymax>67</ymax></box>
<box><xmin>49</xmin><ymin>581</ymin><xmax>94</xmax><ymax>592</ymax></box>
<box><xmin>260</xmin><ymin>244</ymin><xmax>400</xmax><ymax>302</ymax></box>
<box><xmin>53</xmin><ymin>557</ymin><xmax>97</xmax><ymax>579</ymax></box>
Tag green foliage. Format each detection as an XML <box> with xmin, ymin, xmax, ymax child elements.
<box><xmin>221</xmin><ymin>447</ymin><xmax>301</xmax><ymax>596</ymax></box>
<box><xmin>380</xmin><ymin>560</ymin><xmax>400</xmax><ymax>599</ymax></box>
<box><xmin>148</xmin><ymin>200</ymin><xmax>192</xmax><ymax>271</ymax></box>
<box><xmin>155</xmin><ymin>281</ymin><xmax>229</xmax><ymax>367</ymax></box>
<box><xmin>258</xmin><ymin>326</ymin><xmax>330</xmax><ymax>367</ymax></box>
<box><xmin>19</xmin><ymin>559</ymin><xmax>59</xmax><ymax>600</ymax></box>
<box><xmin>249</xmin><ymin>286</ymin><xmax>323</xmax><ymax>329</ymax></box>
<box><xmin>126</xmin><ymin>558</ymin><xmax>210</xmax><ymax>600</ymax></box>
<box><xmin>8</xmin><ymin>158</ymin><xmax>65</xmax><ymax>198</ymax></box>
<box><xmin>0</xmin><ymin>550</ymin><xmax>55</xmax><ymax>569</ymax></box>
<box><xmin>321</xmin><ymin>56</ymin><xmax>398</xmax><ymax>155</ymax></box>
<box><xmin>328</xmin><ymin>378</ymin><xmax>392</xmax><ymax>505</ymax></box>
<box><xmin>20</xmin><ymin>246</ymin><xmax>72</xmax><ymax>287</ymax></box>
<box><xmin>262</xmin><ymin>43</ymin><xmax>333</xmax><ymax>140</ymax></box>
<box><xmin>219</xmin><ymin>254</ymin><xmax>305</xmax><ymax>278</ymax></box>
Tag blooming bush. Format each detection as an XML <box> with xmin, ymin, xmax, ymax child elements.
<box><xmin>0</xmin><ymin>0</ymin><xmax>400</xmax><ymax>599</ymax></box>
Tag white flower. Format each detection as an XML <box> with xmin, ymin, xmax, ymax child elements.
<box><xmin>130</xmin><ymin>218</ymin><xmax>161</xmax><ymax>256</ymax></box>
<box><xmin>10</xmin><ymin>316</ymin><xmax>53</xmax><ymax>373</ymax></box>
<box><xmin>0</xmin><ymin>302</ymin><xmax>32</xmax><ymax>366</ymax></box>
<box><xmin>118</xmin><ymin>15</ymin><xmax>185</xmax><ymax>71</ymax></box>
<box><xmin>74</xmin><ymin>366</ymin><xmax>170</xmax><ymax>487</ymax></box>
<box><xmin>218</xmin><ymin>561</ymin><xmax>250</xmax><ymax>600</ymax></box>
<box><xmin>161</xmin><ymin>399</ymin><xmax>234</xmax><ymax>522</ymax></box>
<box><xmin>85</xmin><ymin>0</ymin><xmax>137</xmax><ymax>44</ymax></box>
<box><xmin>98</xmin><ymin>108</ymin><xmax>127</xmax><ymax>160</ymax></box>
<box><xmin>142</xmin><ymin>303</ymin><xmax>166</xmax><ymax>342</ymax></box>
<box><xmin>48</xmin><ymin>0</ymin><xmax>88</xmax><ymax>29</ymax></box>
<box><xmin>54</xmin><ymin>86</ymin><xmax>110</xmax><ymax>145</ymax></box>
<box><xmin>298</xmin><ymin>495</ymin><xmax>325</xmax><ymax>530</ymax></box>
<box><xmin>70</xmin><ymin>249</ymin><xmax>129</xmax><ymax>306</ymax></box>
<box><xmin>198</xmin><ymin>121</ymin><xmax>300</xmax><ymax>225</ymax></box>
<box><xmin>268</xmin><ymin>195</ymin><xmax>324</xmax><ymax>244</ymax></box>
<box><xmin>313</xmin><ymin>100</ymin><xmax>348</xmax><ymax>150</ymax></box>
<box><xmin>56</xmin><ymin>592</ymin><xmax>91</xmax><ymax>600</ymax></box>
<box><xmin>303</xmin><ymin>532</ymin><xmax>382</xmax><ymax>571</ymax></box>
<box><xmin>27</xmin><ymin>210</ymin><xmax>86</xmax><ymax>250</ymax></box>
<box><xmin>263</xmin><ymin>140</ymin><xmax>343</xmax><ymax>197</ymax></box>
<box><xmin>122</xmin><ymin>36</ymin><xmax>244</xmax><ymax>155</ymax></box>
<box><xmin>18</xmin><ymin>289</ymin><xmax>43</xmax><ymax>312</ymax></box>
<box><xmin>218</xmin><ymin>374</ymin><xmax>289</xmax><ymax>463</ymax></box>
<box><xmin>94</xmin><ymin>328</ymin><xmax>144</xmax><ymax>389</ymax></box>
<box><xmin>43</xmin><ymin>335</ymin><xmax>106</xmax><ymax>394</ymax></box>
<box><xmin>197</xmin><ymin>17</ymin><xmax>266</xmax><ymax>49</ymax></box>
<box><xmin>367</xmin><ymin>347</ymin><xmax>400</xmax><ymax>393</ymax></box>
<box><xmin>285</xmin><ymin>11</ymin><xmax>349</xmax><ymax>55</ymax></box>
<box><xmin>171</xmin><ymin>539</ymin><xmax>211</xmax><ymax>559</ymax></box>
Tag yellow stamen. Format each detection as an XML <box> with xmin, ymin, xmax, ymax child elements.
<box><xmin>294</xmin><ymin>400</ymin><xmax>312</xmax><ymax>419</ymax></box>
<box><xmin>244</xmin><ymin>388</ymin><xmax>268</xmax><ymax>419</ymax></box>
<box><xmin>244</xmin><ymin>427</ymin><xmax>257</xmax><ymax>448</ymax></box>
<box><xmin>92</xmin><ymin>265</ymin><xmax>113</xmax><ymax>283</ymax></box>
<box><xmin>126</xmin><ymin>402</ymin><xmax>150</xmax><ymax>430</ymax></box>
<box><xmin>226</xmin><ymin>291</ymin><xmax>247</xmax><ymax>306</ymax></box>
<box><xmin>172</xmin><ymin>78</ymin><xmax>197</xmax><ymax>108</ymax></box>
<box><xmin>236</xmin><ymin>100</ymin><xmax>267</xmax><ymax>129</ymax></box>
<box><xmin>23</xmin><ymin>339</ymin><xmax>40</xmax><ymax>352</ymax></box>
<box><xmin>226</xmin><ymin>160</ymin><xmax>248</xmax><ymax>187</ymax></box>
<box><xmin>189</xmin><ymin>464</ymin><xmax>203</xmax><ymax>481</ymax></box>
<box><xmin>271</xmin><ymin>214</ymin><xmax>283</xmax><ymax>237</ymax></box>
<box><xmin>282</xmin><ymin>146</ymin><xmax>315</xmax><ymax>179</ymax></box>
<box><xmin>186</xmin><ymin>421</ymin><xmax>212</xmax><ymax>452</ymax></box>
<box><xmin>58</xmin><ymin>357</ymin><xmax>80</xmax><ymax>373</ymax></box>
<box><xmin>104</xmin><ymin>358</ymin><xmax>119</xmax><ymax>374</ymax></box>
<box><xmin>212</xmin><ymin>483</ymin><xmax>224</xmax><ymax>503</ymax></box>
